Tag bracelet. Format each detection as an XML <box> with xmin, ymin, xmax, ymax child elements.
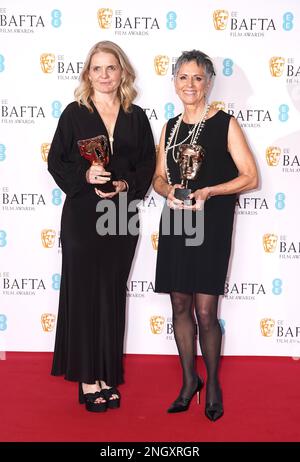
<box><xmin>120</xmin><ymin>179</ymin><xmax>129</xmax><ymax>192</ymax></box>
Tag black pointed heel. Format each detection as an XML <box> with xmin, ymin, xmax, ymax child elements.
<box><xmin>167</xmin><ymin>376</ymin><xmax>204</xmax><ymax>413</ymax></box>
<box><xmin>100</xmin><ymin>386</ymin><xmax>121</xmax><ymax>409</ymax></box>
<box><xmin>78</xmin><ymin>383</ymin><xmax>107</xmax><ymax>412</ymax></box>
<box><xmin>205</xmin><ymin>389</ymin><xmax>224</xmax><ymax>422</ymax></box>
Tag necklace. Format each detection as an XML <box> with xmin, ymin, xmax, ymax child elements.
<box><xmin>92</xmin><ymin>99</ymin><xmax>118</xmax><ymax>153</ymax></box>
<box><xmin>164</xmin><ymin>104</ymin><xmax>210</xmax><ymax>184</ymax></box>
<box><xmin>105</xmin><ymin>130</ymin><xmax>114</xmax><ymax>154</ymax></box>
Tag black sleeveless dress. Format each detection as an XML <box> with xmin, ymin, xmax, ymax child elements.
<box><xmin>155</xmin><ymin>110</ymin><xmax>238</xmax><ymax>295</ymax></box>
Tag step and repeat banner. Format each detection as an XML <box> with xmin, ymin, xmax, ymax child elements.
<box><xmin>1</xmin><ymin>0</ymin><xmax>300</xmax><ymax>356</ymax></box>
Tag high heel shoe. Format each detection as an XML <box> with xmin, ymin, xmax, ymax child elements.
<box><xmin>78</xmin><ymin>383</ymin><xmax>107</xmax><ymax>412</ymax></box>
<box><xmin>205</xmin><ymin>389</ymin><xmax>224</xmax><ymax>421</ymax></box>
<box><xmin>167</xmin><ymin>376</ymin><xmax>204</xmax><ymax>413</ymax></box>
<box><xmin>100</xmin><ymin>386</ymin><xmax>121</xmax><ymax>409</ymax></box>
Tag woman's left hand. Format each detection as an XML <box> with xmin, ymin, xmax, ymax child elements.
<box><xmin>94</xmin><ymin>180</ymin><xmax>127</xmax><ymax>199</ymax></box>
<box><xmin>183</xmin><ymin>187</ymin><xmax>211</xmax><ymax>210</ymax></box>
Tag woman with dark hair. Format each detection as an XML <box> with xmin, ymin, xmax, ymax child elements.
<box><xmin>153</xmin><ymin>50</ymin><xmax>258</xmax><ymax>421</ymax></box>
<box><xmin>48</xmin><ymin>41</ymin><xmax>155</xmax><ymax>412</ymax></box>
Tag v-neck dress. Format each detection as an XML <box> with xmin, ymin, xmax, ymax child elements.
<box><xmin>48</xmin><ymin>101</ymin><xmax>155</xmax><ymax>385</ymax></box>
<box><xmin>155</xmin><ymin>110</ymin><xmax>238</xmax><ymax>295</ymax></box>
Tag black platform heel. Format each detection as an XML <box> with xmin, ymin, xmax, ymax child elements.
<box><xmin>167</xmin><ymin>376</ymin><xmax>204</xmax><ymax>413</ymax></box>
<box><xmin>205</xmin><ymin>388</ymin><xmax>224</xmax><ymax>422</ymax></box>
<box><xmin>78</xmin><ymin>383</ymin><xmax>107</xmax><ymax>412</ymax></box>
<box><xmin>100</xmin><ymin>386</ymin><xmax>121</xmax><ymax>409</ymax></box>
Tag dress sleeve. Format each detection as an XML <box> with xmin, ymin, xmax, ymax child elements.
<box><xmin>47</xmin><ymin>107</ymin><xmax>89</xmax><ymax>197</ymax></box>
<box><xmin>122</xmin><ymin>108</ymin><xmax>156</xmax><ymax>201</ymax></box>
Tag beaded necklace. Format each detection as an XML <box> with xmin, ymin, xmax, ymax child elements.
<box><xmin>164</xmin><ymin>103</ymin><xmax>210</xmax><ymax>184</ymax></box>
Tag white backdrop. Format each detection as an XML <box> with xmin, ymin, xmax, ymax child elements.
<box><xmin>1</xmin><ymin>0</ymin><xmax>300</xmax><ymax>356</ymax></box>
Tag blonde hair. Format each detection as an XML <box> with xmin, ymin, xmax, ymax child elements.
<box><xmin>74</xmin><ymin>41</ymin><xmax>137</xmax><ymax>113</ymax></box>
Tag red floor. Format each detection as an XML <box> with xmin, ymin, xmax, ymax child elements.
<box><xmin>1</xmin><ymin>353</ymin><xmax>299</xmax><ymax>443</ymax></box>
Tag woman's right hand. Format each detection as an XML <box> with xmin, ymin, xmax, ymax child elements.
<box><xmin>86</xmin><ymin>164</ymin><xmax>111</xmax><ymax>185</ymax></box>
<box><xmin>166</xmin><ymin>184</ymin><xmax>184</xmax><ymax>209</ymax></box>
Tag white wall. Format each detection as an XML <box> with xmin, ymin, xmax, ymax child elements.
<box><xmin>1</xmin><ymin>0</ymin><xmax>300</xmax><ymax>356</ymax></box>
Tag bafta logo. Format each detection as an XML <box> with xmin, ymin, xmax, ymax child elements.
<box><xmin>151</xmin><ymin>232</ymin><xmax>159</xmax><ymax>250</ymax></box>
<box><xmin>41</xmin><ymin>313</ymin><xmax>56</xmax><ymax>332</ymax></box>
<box><xmin>41</xmin><ymin>229</ymin><xmax>56</xmax><ymax>248</ymax></box>
<box><xmin>150</xmin><ymin>316</ymin><xmax>165</xmax><ymax>334</ymax></box>
<box><xmin>41</xmin><ymin>143</ymin><xmax>51</xmax><ymax>162</ymax></box>
<box><xmin>269</xmin><ymin>57</ymin><xmax>285</xmax><ymax>77</ymax></box>
<box><xmin>263</xmin><ymin>233</ymin><xmax>278</xmax><ymax>253</ymax></box>
<box><xmin>154</xmin><ymin>55</ymin><xmax>169</xmax><ymax>76</ymax></box>
<box><xmin>213</xmin><ymin>10</ymin><xmax>229</xmax><ymax>30</ymax></box>
<box><xmin>266</xmin><ymin>146</ymin><xmax>281</xmax><ymax>166</ymax></box>
<box><xmin>260</xmin><ymin>318</ymin><xmax>275</xmax><ymax>337</ymax></box>
<box><xmin>97</xmin><ymin>8</ymin><xmax>113</xmax><ymax>29</ymax></box>
<box><xmin>40</xmin><ymin>53</ymin><xmax>55</xmax><ymax>74</ymax></box>
<box><xmin>210</xmin><ymin>101</ymin><xmax>226</xmax><ymax>111</ymax></box>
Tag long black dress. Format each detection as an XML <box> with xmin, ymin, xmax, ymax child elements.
<box><xmin>48</xmin><ymin>101</ymin><xmax>155</xmax><ymax>385</ymax></box>
<box><xmin>155</xmin><ymin>110</ymin><xmax>238</xmax><ymax>295</ymax></box>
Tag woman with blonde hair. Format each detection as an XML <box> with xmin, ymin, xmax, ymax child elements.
<box><xmin>48</xmin><ymin>41</ymin><xmax>155</xmax><ymax>412</ymax></box>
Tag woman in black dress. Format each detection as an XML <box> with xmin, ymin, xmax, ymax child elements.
<box><xmin>153</xmin><ymin>50</ymin><xmax>258</xmax><ymax>421</ymax></box>
<box><xmin>48</xmin><ymin>41</ymin><xmax>155</xmax><ymax>412</ymax></box>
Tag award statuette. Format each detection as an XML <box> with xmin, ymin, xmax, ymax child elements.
<box><xmin>77</xmin><ymin>135</ymin><xmax>114</xmax><ymax>192</ymax></box>
<box><xmin>174</xmin><ymin>144</ymin><xmax>205</xmax><ymax>206</ymax></box>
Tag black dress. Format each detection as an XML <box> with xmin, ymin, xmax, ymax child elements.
<box><xmin>48</xmin><ymin>101</ymin><xmax>155</xmax><ymax>385</ymax></box>
<box><xmin>155</xmin><ymin>110</ymin><xmax>238</xmax><ymax>295</ymax></box>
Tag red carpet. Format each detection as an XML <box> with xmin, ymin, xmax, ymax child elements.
<box><xmin>0</xmin><ymin>353</ymin><xmax>299</xmax><ymax>442</ymax></box>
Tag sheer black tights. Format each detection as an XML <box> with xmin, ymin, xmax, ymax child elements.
<box><xmin>170</xmin><ymin>292</ymin><xmax>196</xmax><ymax>400</ymax></box>
<box><xmin>170</xmin><ymin>292</ymin><xmax>221</xmax><ymax>403</ymax></box>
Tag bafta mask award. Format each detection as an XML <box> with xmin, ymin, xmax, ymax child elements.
<box><xmin>175</xmin><ymin>144</ymin><xmax>205</xmax><ymax>206</ymax></box>
<box><xmin>77</xmin><ymin>135</ymin><xmax>114</xmax><ymax>192</ymax></box>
